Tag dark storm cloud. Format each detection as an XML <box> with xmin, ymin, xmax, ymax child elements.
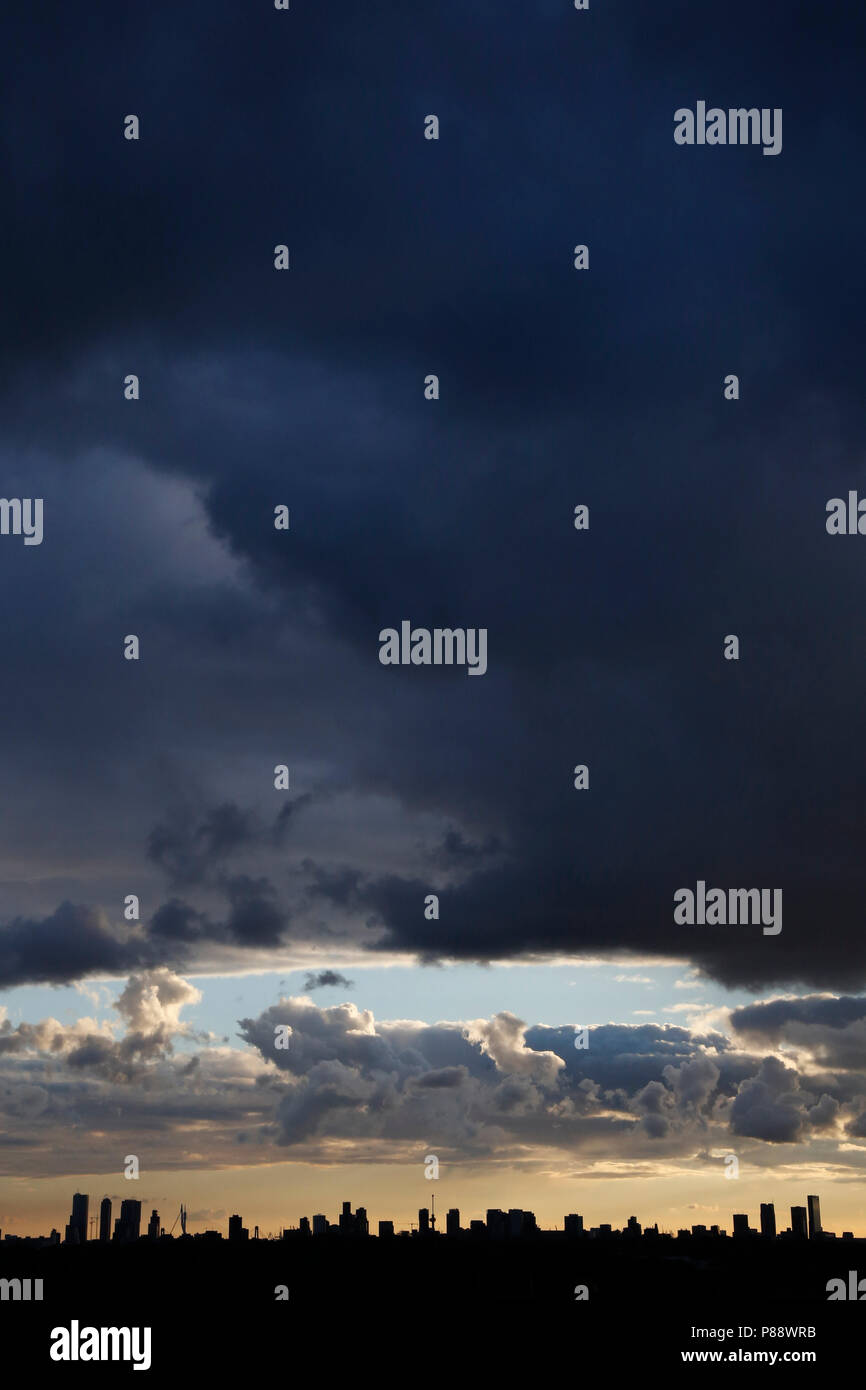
<box><xmin>302</xmin><ymin>970</ymin><xmax>355</xmax><ymax>992</ymax></box>
<box><xmin>147</xmin><ymin>803</ymin><xmax>257</xmax><ymax>886</ymax></box>
<box><xmin>729</xmin><ymin>1057</ymin><xmax>809</xmax><ymax>1144</ymax></box>
<box><xmin>732</xmin><ymin>995</ymin><xmax>866</xmax><ymax>1037</ymax></box>
<box><xmin>65</xmin><ymin>1038</ymin><xmax>116</xmax><ymax>1069</ymax></box>
<box><xmin>273</xmin><ymin>796</ymin><xmax>315</xmax><ymax>844</ymax></box>
<box><xmin>412</xmin><ymin>1066</ymin><xmax>465</xmax><ymax>1089</ymax></box>
<box><xmin>147</xmin><ymin>798</ymin><xmax>314</xmax><ymax>886</ymax></box>
<box><xmin>149</xmin><ymin>899</ymin><xmax>210</xmax><ymax>946</ymax></box>
<box><xmin>730</xmin><ymin>995</ymin><xmax>866</xmax><ymax>1069</ymax></box>
<box><xmin>0</xmin><ymin>1</ymin><xmax>865</xmax><ymax>992</ymax></box>
<box><xmin>221</xmin><ymin>875</ymin><xmax>286</xmax><ymax>948</ymax></box>
<box><xmin>0</xmin><ymin>903</ymin><xmax>166</xmax><ymax>989</ymax></box>
<box><xmin>150</xmin><ymin>877</ymin><xmax>288</xmax><ymax>951</ymax></box>
<box><xmin>0</xmin><ymin>880</ymin><xmax>289</xmax><ymax>989</ymax></box>
<box><xmin>431</xmin><ymin>829</ymin><xmax>503</xmax><ymax>869</ymax></box>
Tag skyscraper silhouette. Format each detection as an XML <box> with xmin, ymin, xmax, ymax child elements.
<box><xmin>228</xmin><ymin>1214</ymin><xmax>248</xmax><ymax>1242</ymax></box>
<box><xmin>486</xmin><ymin>1209</ymin><xmax>506</xmax><ymax>1238</ymax></box>
<box><xmin>791</xmin><ymin>1206</ymin><xmax>808</xmax><ymax>1239</ymax></box>
<box><xmin>115</xmin><ymin>1199</ymin><xmax>142</xmax><ymax>1243</ymax></box>
<box><xmin>69</xmin><ymin>1193</ymin><xmax>88</xmax><ymax>1245</ymax></box>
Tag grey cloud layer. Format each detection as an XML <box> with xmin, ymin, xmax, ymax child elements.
<box><xmin>3</xmin><ymin>978</ymin><xmax>866</xmax><ymax>1177</ymax></box>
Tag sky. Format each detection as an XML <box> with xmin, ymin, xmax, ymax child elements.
<box><xmin>3</xmin><ymin>0</ymin><xmax>866</xmax><ymax>1239</ymax></box>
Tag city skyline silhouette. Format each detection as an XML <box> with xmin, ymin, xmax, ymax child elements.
<box><xmin>1</xmin><ymin>1187</ymin><xmax>856</xmax><ymax>1248</ymax></box>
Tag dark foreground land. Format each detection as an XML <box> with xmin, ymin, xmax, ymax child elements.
<box><xmin>1</xmin><ymin>1235</ymin><xmax>863</xmax><ymax>1375</ymax></box>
